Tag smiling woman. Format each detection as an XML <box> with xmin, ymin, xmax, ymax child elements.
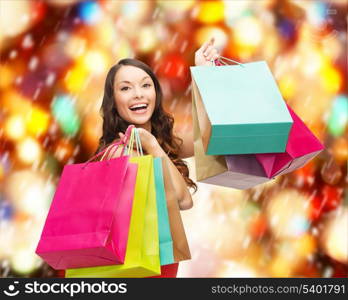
<box><xmin>94</xmin><ymin>58</ymin><xmax>196</xmax><ymax>211</ymax></box>
<box><xmin>94</xmin><ymin>38</ymin><xmax>220</xmax><ymax>210</ymax></box>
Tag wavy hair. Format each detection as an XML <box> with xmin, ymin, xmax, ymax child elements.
<box><xmin>95</xmin><ymin>58</ymin><xmax>197</xmax><ymax>192</ymax></box>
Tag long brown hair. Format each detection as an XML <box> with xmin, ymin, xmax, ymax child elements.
<box><xmin>95</xmin><ymin>58</ymin><xmax>197</xmax><ymax>192</ymax></box>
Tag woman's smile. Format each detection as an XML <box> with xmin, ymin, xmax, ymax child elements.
<box><xmin>129</xmin><ymin>102</ymin><xmax>149</xmax><ymax>114</ymax></box>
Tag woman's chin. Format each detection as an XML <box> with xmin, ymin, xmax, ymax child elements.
<box><xmin>128</xmin><ymin>115</ymin><xmax>151</xmax><ymax>125</ymax></box>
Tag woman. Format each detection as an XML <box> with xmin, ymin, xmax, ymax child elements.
<box><xmin>95</xmin><ymin>38</ymin><xmax>220</xmax><ymax>210</ymax></box>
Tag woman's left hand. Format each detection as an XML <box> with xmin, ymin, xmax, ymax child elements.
<box><xmin>119</xmin><ymin>127</ymin><xmax>164</xmax><ymax>156</ymax></box>
<box><xmin>195</xmin><ymin>37</ymin><xmax>220</xmax><ymax>66</ymax></box>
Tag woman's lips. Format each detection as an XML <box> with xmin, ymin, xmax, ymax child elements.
<box><xmin>129</xmin><ymin>103</ymin><xmax>149</xmax><ymax>115</ymax></box>
<box><xmin>130</xmin><ymin>107</ymin><xmax>148</xmax><ymax>114</ymax></box>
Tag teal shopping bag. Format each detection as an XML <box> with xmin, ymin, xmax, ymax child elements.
<box><xmin>153</xmin><ymin>158</ymin><xmax>175</xmax><ymax>266</ymax></box>
<box><xmin>190</xmin><ymin>61</ymin><xmax>293</xmax><ymax>155</ymax></box>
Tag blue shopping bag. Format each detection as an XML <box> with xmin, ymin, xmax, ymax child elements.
<box><xmin>153</xmin><ymin>157</ymin><xmax>175</xmax><ymax>266</ymax></box>
<box><xmin>190</xmin><ymin>60</ymin><xmax>293</xmax><ymax>155</ymax></box>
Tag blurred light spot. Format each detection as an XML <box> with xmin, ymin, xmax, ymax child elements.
<box><xmin>234</xmin><ymin>16</ymin><xmax>263</xmax><ymax>47</ymax></box>
<box><xmin>51</xmin><ymin>95</ymin><xmax>80</xmax><ymax>137</ymax></box>
<box><xmin>197</xmin><ymin>1</ymin><xmax>225</xmax><ymax>24</ymax></box>
<box><xmin>64</xmin><ymin>35</ymin><xmax>87</xmax><ymax>59</ymax></box>
<box><xmin>83</xmin><ymin>50</ymin><xmax>108</xmax><ymax>74</ymax></box>
<box><xmin>64</xmin><ymin>65</ymin><xmax>88</xmax><ymax>93</ymax></box>
<box><xmin>16</xmin><ymin>137</ymin><xmax>42</xmax><ymax>164</ymax></box>
<box><xmin>26</xmin><ymin>107</ymin><xmax>50</xmax><ymax>137</ymax></box>
<box><xmin>320</xmin><ymin>65</ymin><xmax>341</xmax><ymax>93</ymax></box>
<box><xmin>0</xmin><ymin>0</ymin><xmax>32</xmax><ymax>37</ymax></box>
<box><xmin>10</xmin><ymin>249</ymin><xmax>40</xmax><ymax>275</ymax></box>
<box><xmin>78</xmin><ymin>1</ymin><xmax>102</xmax><ymax>25</ymax></box>
<box><xmin>327</xmin><ymin>95</ymin><xmax>348</xmax><ymax>137</ymax></box>
<box><xmin>4</xmin><ymin>115</ymin><xmax>26</xmax><ymax>141</ymax></box>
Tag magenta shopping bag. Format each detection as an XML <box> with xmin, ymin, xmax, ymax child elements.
<box><xmin>36</xmin><ymin>129</ymin><xmax>137</xmax><ymax>270</ymax></box>
<box><xmin>255</xmin><ymin>104</ymin><xmax>324</xmax><ymax>178</ymax></box>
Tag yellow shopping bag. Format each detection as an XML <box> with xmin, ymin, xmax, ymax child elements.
<box><xmin>66</xmin><ymin>129</ymin><xmax>160</xmax><ymax>278</ymax></box>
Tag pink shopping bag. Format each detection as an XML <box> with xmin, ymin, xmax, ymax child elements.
<box><xmin>36</xmin><ymin>127</ymin><xmax>137</xmax><ymax>270</ymax></box>
<box><xmin>255</xmin><ymin>104</ymin><xmax>324</xmax><ymax>178</ymax></box>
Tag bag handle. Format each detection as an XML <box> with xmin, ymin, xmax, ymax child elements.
<box><xmin>99</xmin><ymin>126</ymin><xmax>145</xmax><ymax>160</ymax></box>
<box><xmin>212</xmin><ymin>56</ymin><xmax>245</xmax><ymax>68</ymax></box>
<box><xmin>101</xmin><ymin>124</ymin><xmax>134</xmax><ymax>160</ymax></box>
<box><xmin>135</xmin><ymin>128</ymin><xmax>144</xmax><ymax>156</ymax></box>
<box><xmin>82</xmin><ymin>125</ymin><xmax>135</xmax><ymax>169</ymax></box>
<box><xmin>125</xmin><ymin>127</ymin><xmax>144</xmax><ymax>157</ymax></box>
<box><xmin>105</xmin><ymin>125</ymin><xmax>136</xmax><ymax>160</ymax></box>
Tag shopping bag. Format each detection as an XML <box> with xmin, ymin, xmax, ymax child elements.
<box><xmin>66</xmin><ymin>128</ymin><xmax>161</xmax><ymax>277</ymax></box>
<box><xmin>149</xmin><ymin>263</ymin><xmax>179</xmax><ymax>278</ymax></box>
<box><xmin>193</xmin><ymin>94</ymin><xmax>270</xmax><ymax>189</ymax></box>
<box><xmin>255</xmin><ymin>104</ymin><xmax>324</xmax><ymax>178</ymax></box>
<box><xmin>161</xmin><ymin>164</ymin><xmax>191</xmax><ymax>262</ymax></box>
<box><xmin>59</xmin><ymin>263</ymin><xmax>180</xmax><ymax>278</ymax></box>
<box><xmin>35</xmin><ymin>129</ymin><xmax>137</xmax><ymax>270</ymax></box>
<box><xmin>190</xmin><ymin>59</ymin><xmax>293</xmax><ymax>155</ymax></box>
<box><xmin>59</xmin><ymin>158</ymin><xmax>178</xmax><ymax>278</ymax></box>
<box><xmin>153</xmin><ymin>157</ymin><xmax>175</xmax><ymax>266</ymax></box>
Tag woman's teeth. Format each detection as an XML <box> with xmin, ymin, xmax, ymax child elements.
<box><xmin>129</xmin><ymin>104</ymin><xmax>148</xmax><ymax>112</ymax></box>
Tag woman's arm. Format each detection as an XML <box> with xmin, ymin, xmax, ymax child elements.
<box><xmin>176</xmin><ymin>129</ymin><xmax>193</xmax><ymax>159</ymax></box>
<box><xmin>112</xmin><ymin>129</ymin><xmax>193</xmax><ymax>210</ymax></box>
<box><xmin>148</xmin><ymin>144</ymin><xmax>193</xmax><ymax>210</ymax></box>
<box><xmin>174</xmin><ymin>37</ymin><xmax>221</xmax><ymax>159</ymax></box>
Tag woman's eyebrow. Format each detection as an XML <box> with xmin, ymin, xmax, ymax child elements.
<box><xmin>118</xmin><ymin>76</ymin><xmax>150</xmax><ymax>84</ymax></box>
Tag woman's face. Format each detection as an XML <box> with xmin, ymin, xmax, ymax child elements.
<box><xmin>113</xmin><ymin>65</ymin><xmax>156</xmax><ymax>127</ymax></box>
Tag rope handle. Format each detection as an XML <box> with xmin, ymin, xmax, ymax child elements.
<box><xmin>125</xmin><ymin>127</ymin><xmax>144</xmax><ymax>157</ymax></box>
<box><xmin>212</xmin><ymin>55</ymin><xmax>245</xmax><ymax>67</ymax></box>
<box><xmin>104</xmin><ymin>126</ymin><xmax>144</xmax><ymax>159</ymax></box>
<box><xmin>107</xmin><ymin>125</ymin><xmax>136</xmax><ymax>159</ymax></box>
<box><xmin>82</xmin><ymin>125</ymin><xmax>135</xmax><ymax>169</ymax></box>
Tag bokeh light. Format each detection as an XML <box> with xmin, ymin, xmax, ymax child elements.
<box><xmin>4</xmin><ymin>115</ymin><xmax>26</xmax><ymax>141</ymax></box>
<box><xmin>196</xmin><ymin>1</ymin><xmax>225</xmax><ymax>24</ymax></box>
<box><xmin>16</xmin><ymin>137</ymin><xmax>42</xmax><ymax>165</ymax></box>
<box><xmin>327</xmin><ymin>95</ymin><xmax>348</xmax><ymax>137</ymax></box>
<box><xmin>26</xmin><ymin>107</ymin><xmax>50</xmax><ymax>137</ymax></box>
<box><xmin>321</xmin><ymin>208</ymin><xmax>348</xmax><ymax>264</ymax></box>
<box><xmin>78</xmin><ymin>1</ymin><xmax>102</xmax><ymax>25</ymax></box>
<box><xmin>51</xmin><ymin>95</ymin><xmax>81</xmax><ymax>137</ymax></box>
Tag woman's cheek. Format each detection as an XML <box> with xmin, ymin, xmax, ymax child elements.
<box><xmin>115</xmin><ymin>96</ymin><xmax>129</xmax><ymax>119</ymax></box>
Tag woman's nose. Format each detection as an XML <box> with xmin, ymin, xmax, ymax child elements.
<box><xmin>133</xmin><ymin>86</ymin><xmax>143</xmax><ymax>99</ymax></box>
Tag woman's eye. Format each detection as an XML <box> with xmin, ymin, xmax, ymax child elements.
<box><xmin>121</xmin><ymin>86</ymin><xmax>129</xmax><ymax>91</ymax></box>
<box><xmin>143</xmin><ymin>83</ymin><xmax>151</xmax><ymax>88</ymax></box>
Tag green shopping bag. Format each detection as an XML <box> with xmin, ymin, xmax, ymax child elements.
<box><xmin>153</xmin><ymin>157</ymin><xmax>174</xmax><ymax>266</ymax></box>
<box><xmin>66</xmin><ymin>129</ymin><xmax>160</xmax><ymax>278</ymax></box>
<box><xmin>190</xmin><ymin>58</ymin><xmax>293</xmax><ymax>155</ymax></box>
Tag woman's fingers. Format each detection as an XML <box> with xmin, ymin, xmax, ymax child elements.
<box><xmin>209</xmin><ymin>50</ymin><xmax>220</xmax><ymax>61</ymax></box>
<box><xmin>202</xmin><ymin>40</ymin><xmax>215</xmax><ymax>55</ymax></box>
<box><xmin>200</xmin><ymin>40</ymin><xmax>211</xmax><ymax>54</ymax></box>
<box><xmin>212</xmin><ymin>53</ymin><xmax>220</xmax><ymax>61</ymax></box>
<box><xmin>200</xmin><ymin>37</ymin><xmax>215</xmax><ymax>54</ymax></box>
<box><xmin>204</xmin><ymin>48</ymin><xmax>219</xmax><ymax>61</ymax></box>
<box><xmin>204</xmin><ymin>47</ymin><xmax>215</xmax><ymax>58</ymax></box>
